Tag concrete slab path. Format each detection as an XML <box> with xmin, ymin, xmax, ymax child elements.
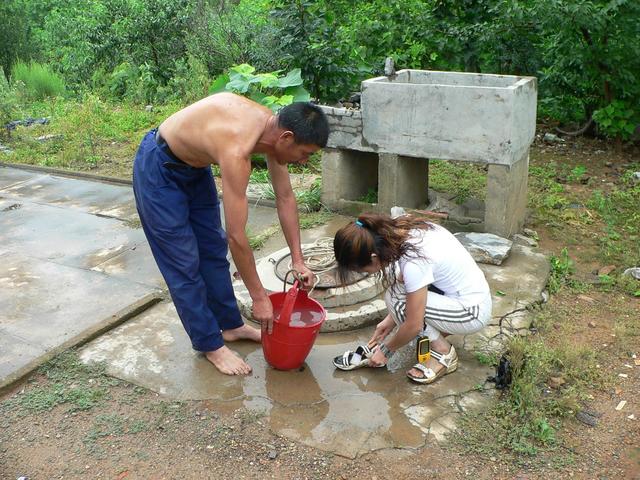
<box><xmin>0</xmin><ymin>165</ymin><xmax>279</xmax><ymax>390</ymax></box>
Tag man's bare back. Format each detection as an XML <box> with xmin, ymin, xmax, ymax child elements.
<box><xmin>158</xmin><ymin>93</ymin><xmax>271</xmax><ymax>168</ymax></box>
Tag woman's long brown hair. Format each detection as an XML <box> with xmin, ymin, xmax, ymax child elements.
<box><xmin>333</xmin><ymin>213</ymin><xmax>433</xmax><ymax>289</ymax></box>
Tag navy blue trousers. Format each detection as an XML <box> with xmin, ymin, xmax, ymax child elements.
<box><xmin>132</xmin><ymin>129</ymin><xmax>243</xmax><ymax>352</ymax></box>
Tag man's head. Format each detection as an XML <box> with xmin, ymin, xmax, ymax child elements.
<box><xmin>274</xmin><ymin>102</ymin><xmax>329</xmax><ymax>164</ymax></box>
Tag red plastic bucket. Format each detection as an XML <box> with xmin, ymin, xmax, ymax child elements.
<box><xmin>263</xmin><ymin>280</ymin><xmax>326</xmax><ymax>370</ymax></box>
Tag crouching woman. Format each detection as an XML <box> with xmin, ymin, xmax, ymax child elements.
<box><xmin>333</xmin><ymin>213</ymin><xmax>492</xmax><ymax>384</ymax></box>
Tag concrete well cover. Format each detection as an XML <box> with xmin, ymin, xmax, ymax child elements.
<box><xmin>234</xmin><ymin>245</ymin><xmax>387</xmax><ymax>332</ymax></box>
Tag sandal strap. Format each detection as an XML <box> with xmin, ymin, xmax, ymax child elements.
<box><xmin>412</xmin><ymin>363</ymin><xmax>436</xmax><ymax>379</ymax></box>
<box><xmin>430</xmin><ymin>347</ymin><xmax>456</xmax><ymax>367</ymax></box>
<box><xmin>356</xmin><ymin>344</ymin><xmax>373</xmax><ymax>358</ymax></box>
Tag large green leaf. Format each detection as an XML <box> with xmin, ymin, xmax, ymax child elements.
<box><xmin>284</xmin><ymin>85</ymin><xmax>311</xmax><ymax>102</ymax></box>
<box><xmin>249</xmin><ymin>90</ymin><xmax>267</xmax><ymax>104</ymax></box>
<box><xmin>230</xmin><ymin>63</ymin><xmax>256</xmax><ymax>75</ymax></box>
<box><xmin>277</xmin><ymin>68</ymin><xmax>304</xmax><ymax>88</ymax></box>
<box><xmin>226</xmin><ymin>71</ymin><xmax>261</xmax><ymax>93</ymax></box>
<box><xmin>256</xmin><ymin>72</ymin><xmax>280</xmax><ymax>88</ymax></box>
<box><xmin>208</xmin><ymin>74</ymin><xmax>229</xmax><ymax>94</ymax></box>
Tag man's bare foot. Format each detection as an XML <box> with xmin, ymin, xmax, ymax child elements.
<box><xmin>222</xmin><ymin>324</ymin><xmax>261</xmax><ymax>343</ymax></box>
<box><xmin>205</xmin><ymin>346</ymin><xmax>252</xmax><ymax>376</ymax></box>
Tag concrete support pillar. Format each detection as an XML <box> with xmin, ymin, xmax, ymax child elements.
<box><xmin>377</xmin><ymin>154</ymin><xmax>429</xmax><ymax>212</ymax></box>
<box><xmin>321</xmin><ymin>148</ymin><xmax>378</xmax><ymax>209</ymax></box>
<box><xmin>485</xmin><ymin>150</ymin><xmax>529</xmax><ymax>237</ymax></box>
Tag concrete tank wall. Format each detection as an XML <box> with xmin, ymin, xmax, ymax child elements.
<box><xmin>360</xmin><ymin>69</ymin><xmax>537</xmax><ymax>166</ymax></box>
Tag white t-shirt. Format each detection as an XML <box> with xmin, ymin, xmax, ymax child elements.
<box><xmin>396</xmin><ymin>223</ymin><xmax>490</xmax><ymax>304</ymax></box>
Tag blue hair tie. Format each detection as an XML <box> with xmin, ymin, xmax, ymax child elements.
<box><xmin>355</xmin><ymin>220</ymin><xmax>364</xmax><ymax>227</ymax></box>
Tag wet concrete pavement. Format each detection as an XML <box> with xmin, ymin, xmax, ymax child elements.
<box><xmin>1</xmin><ymin>165</ymin><xmax>550</xmax><ymax>459</ymax></box>
<box><xmin>0</xmin><ymin>165</ymin><xmax>279</xmax><ymax>389</ymax></box>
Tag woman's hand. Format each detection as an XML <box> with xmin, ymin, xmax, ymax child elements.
<box><xmin>368</xmin><ymin>347</ymin><xmax>388</xmax><ymax>367</ymax></box>
<box><xmin>369</xmin><ymin>314</ymin><xmax>395</xmax><ymax>346</ymax></box>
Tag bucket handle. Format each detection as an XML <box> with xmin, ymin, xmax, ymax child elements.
<box><xmin>283</xmin><ymin>269</ymin><xmax>320</xmax><ymax>296</ymax></box>
<box><xmin>279</xmin><ymin>278</ymin><xmax>299</xmax><ymax>328</ymax></box>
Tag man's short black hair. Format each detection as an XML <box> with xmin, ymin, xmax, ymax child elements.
<box><xmin>277</xmin><ymin>102</ymin><xmax>329</xmax><ymax>148</ymax></box>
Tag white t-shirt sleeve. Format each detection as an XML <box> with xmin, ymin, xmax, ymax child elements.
<box><xmin>401</xmin><ymin>258</ymin><xmax>434</xmax><ymax>293</ymax></box>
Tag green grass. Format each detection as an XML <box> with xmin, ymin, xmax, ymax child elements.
<box><xmin>11</xmin><ymin>61</ymin><xmax>66</xmax><ymax>100</ymax></box>
<box><xmin>299</xmin><ymin>210</ymin><xmax>333</xmax><ymax>229</ymax></box>
<box><xmin>258</xmin><ymin>178</ymin><xmax>324</xmax><ymax>212</ymax></box>
<box><xmin>247</xmin><ymin>224</ymin><xmax>281</xmax><ymax>250</ymax></box>
<box><xmin>358</xmin><ymin>187</ymin><xmax>378</xmax><ymax>203</ymax></box>
<box><xmin>1</xmin><ymin>350</ymin><xmax>116</xmax><ymax>415</ymax></box>
<box><xmin>429</xmin><ymin>159</ymin><xmax>486</xmax><ymax>204</ymax></box>
<box><xmin>530</xmin><ymin>159</ymin><xmax>640</xmax><ymax>294</ymax></box>
<box><xmin>3</xmin><ymin>95</ymin><xmax>178</xmax><ymax>171</ymax></box>
<box><xmin>455</xmin><ymin>333</ymin><xmax>602</xmax><ymax>461</ymax></box>
<box><xmin>83</xmin><ymin>413</ymin><xmax>150</xmax><ymax>456</ymax></box>
<box><xmin>249</xmin><ymin>168</ymin><xmax>270</xmax><ymax>183</ymax></box>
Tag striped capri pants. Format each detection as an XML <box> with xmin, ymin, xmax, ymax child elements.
<box><xmin>384</xmin><ymin>284</ymin><xmax>493</xmax><ymax>340</ymax></box>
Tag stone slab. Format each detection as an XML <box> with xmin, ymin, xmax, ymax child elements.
<box><xmin>0</xmin><ymin>170</ymin><xmax>139</xmax><ymax>221</ymax></box>
<box><xmin>0</xmin><ymin>252</ymin><xmax>161</xmax><ymax>389</ymax></box>
<box><xmin>0</xmin><ymin>195</ymin><xmax>147</xmax><ymax>269</ymax></box>
<box><xmin>0</xmin><ymin>166</ymin><xmax>45</xmax><ymax>189</ymax></box>
<box><xmin>454</xmin><ymin>232</ymin><xmax>513</xmax><ymax>265</ymax></box>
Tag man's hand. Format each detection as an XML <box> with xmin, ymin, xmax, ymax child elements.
<box><xmin>293</xmin><ymin>263</ymin><xmax>317</xmax><ymax>290</ymax></box>
<box><xmin>252</xmin><ymin>296</ymin><xmax>274</xmax><ymax>334</ymax></box>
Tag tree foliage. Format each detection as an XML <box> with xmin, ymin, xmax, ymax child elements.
<box><xmin>0</xmin><ymin>0</ymin><xmax>637</xmax><ymax>137</ymax></box>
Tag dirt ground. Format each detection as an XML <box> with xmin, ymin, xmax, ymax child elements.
<box><xmin>1</xmin><ymin>135</ymin><xmax>639</xmax><ymax>479</ymax></box>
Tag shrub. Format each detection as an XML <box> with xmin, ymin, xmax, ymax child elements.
<box><xmin>0</xmin><ymin>67</ymin><xmax>21</xmax><ymax>132</ymax></box>
<box><xmin>10</xmin><ymin>61</ymin><xmax>65</xmax><ymax>100</ymax></box>
<box><xmin>210</xmin><ymin>63</ymin><xmax>310</xmax><ymax>113</ymax></box>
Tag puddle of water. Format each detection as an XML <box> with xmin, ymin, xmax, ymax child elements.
<box><xmin>240</xmin><ymin>338</ymin><xmax>430</xmax><ymax>457</ymax></box>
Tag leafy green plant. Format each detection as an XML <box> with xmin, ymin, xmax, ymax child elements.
<box><xmin>548</xmin><ymin>248</ymin><xmax>574</xmax><ymax>294</ymax></box>
<box><xmin>567</xmin><ymin>164</ymin><xmax>587</xmax><ymax>183</ymax></box>
<box><xmin>11</xmin><ymin>61</ymin><xmax>65</xmax><ymax>100</ymax></box>
<box><xmin>593</xmin><ymin>100</ymin><xmax>639</xmax><ymax>140</ymax></box>
<box><xmin>358</xmin><ymin>188</ymin><xmax>378</xmax><ymax>204</ymax></box>
<box><xmin>210</xmin><ymin>63</ymin><xmax>310</xmax><ymax>112</ymax></box>
<box><xmin>0</xmin><ymin>67</ymin><xmax>20</xmax><ymax>133</ymax></box>
<box><xmin>249</xmin><ymin>168</ymin><xmax>270</xmax><ymax>183</ymax></box>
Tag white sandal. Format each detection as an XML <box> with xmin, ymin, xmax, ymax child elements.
<box><xmin>333</xmin><ymin>344</ymin><xmax>383</xmax><ymax>371</ymax></box>
<box><xmin>407</xmin><ymin>345</ymin><xmax>459</xmax><ymax>384</ymax></box>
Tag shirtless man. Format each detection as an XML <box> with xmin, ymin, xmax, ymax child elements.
<box><xmin>132</xmin><ymin>93</ymin><xmax>329</xmax><ymax>376</ymax></box>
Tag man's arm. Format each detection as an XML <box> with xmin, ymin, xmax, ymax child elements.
<box><xmin>267</xmin><ymin>156</ymin><xmax>314</xmax><ymax>287</ymax></box>
<box><xmin>219</xmin><ymin>157</ymin><xmax>273</xmax><ymax>328</ymax></box>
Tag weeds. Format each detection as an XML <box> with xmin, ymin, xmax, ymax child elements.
<box><xmin>258</xmin><ymin>178</ymin><xmax>324</xmax><ymax>212</ymax></box>
<box><xmin>358</xmin><ymin>187</ymin><xmax>378</xmax><ymax>203</ymax></box>
<box><xmin>247</xmin><ymin>224</ymin><xmax>281</xmax><ymax>250</ymax></box>
<box><xmin>547</xmin><ymin>248</ymin><xmax>575</xmax><ymax>294</ymax></box>
<box><xmin>299</xmin><ymin>210</ymin><xmax>333</xmax><ymax>229</ymax></box>
<box><xmin>2</xmin><ymin>350</ymin><xmax>114</xmax><ymax>414</ymax></box>
<box><xmin>249</xmin><ymin>168</ymin><xmax>270</xmax><ymax>183</ymax></box>
<box><xmin>11</xmin><ymin>61</ymin><xmax>66</xmax><ymax>100</ymax></box>
<box><xmin>429</xmin><ymin>159</ymin><xmax>486</xmax><ymax>204</ymax></box>
<box><xmin>455</xmin><ymin>334</ymin><xmax>602</xmax><ymax>460</ymax></box>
